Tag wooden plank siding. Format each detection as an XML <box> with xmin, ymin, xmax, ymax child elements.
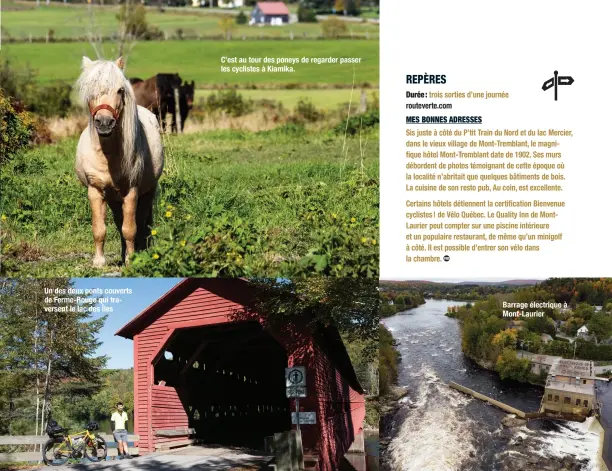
<box><xmin>150</xmin><ymin>386</ymin><xmax>190</xmax><ymax>449</ymax></box>
<box><xmin>285</xmin><ymin>335</ymin><xmax>365</xmax><ymax>471</ymax></box>
<box><xmin>313</xmin><ymin>347</ymin><xmax>365</xmax><ymax>471</ymax></box>
<box><xmin>133</xmin><ymin>286</ymin><xmax>244</xmax><ymax>453</ymax></box>
<box><xmin>121</xmin><ymin>279</ymin><xmax>366</xmax><ymax>471</ymax></box>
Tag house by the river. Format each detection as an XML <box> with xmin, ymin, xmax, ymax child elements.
<box><xmin>517</xmin><ymin>351</ymin><xmax>597</xmax><ymax>418</ymax></box>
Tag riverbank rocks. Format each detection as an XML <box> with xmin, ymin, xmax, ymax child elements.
<box><xmin>501</xmin><ymin>414</ymin><xmax>528</xmax><ymax>428</ymax></box>
<box><xmin>498</xmin><ymin>453</ymin><xmax>588</xmax><ymax>471</ymax></box>
<box><xmin>380</xmin><ymin>386</ymin><xmax>410</xmax><ymax>416</ymax></box>
<box><xmin>498</xmin><ymin>442</ymin><xmax>589</xmax><ymax>471</ymax></box>
<box><xmin>388</xmin><ymin>386</ymin><xmax>410</xmax><ymax>401</ymax></box>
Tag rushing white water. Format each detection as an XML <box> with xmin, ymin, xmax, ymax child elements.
<box><xmin>388</xmin><ymin>365</ymin><xmax>478</xmax><ymax>471</ymax></box>
<box><xmin>493</xmin><ymin>418</ymin><xmax>603</xmax><ymax>471</ymax></box>
<box><xmin>537</xmin><ymin>419</ymin><xmax>602</xmax><ymax>471</ymax></box>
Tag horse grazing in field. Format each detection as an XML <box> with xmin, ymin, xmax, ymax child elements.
<box><xmin>131</xmin><ymin>74</ymin><xmax>195</xmax><ymax>132</ymax></box>
<box><xmin>75</xmin><ymin>56</ymin><xmax>164</xmax><ymax>267</ymax></box>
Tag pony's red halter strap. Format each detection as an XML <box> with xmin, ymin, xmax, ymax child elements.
<box><xmin>89</xmin><ymin>103</ymin><xmax>119</xmax><ymax>120</ymax></box>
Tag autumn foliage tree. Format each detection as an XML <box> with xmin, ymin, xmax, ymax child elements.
<box><xmin>495</xmin><ymin>348</ymin><xmax>532</xmax><ymax>382</ymax></box>
<box><xmin>492</xmin><ymin>328</ymin><xmax>518</xmax><ymax>349</ymax></box>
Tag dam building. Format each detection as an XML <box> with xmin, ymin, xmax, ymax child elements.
<box><xmin>542</xmin><ymin>359</ymin><xmax>596</xmax><ymax>416</ymax></box>
<box><xmin>518</xmin><ymin>352</ymin><xmax>597</xmax><ymax>417</ymax></box>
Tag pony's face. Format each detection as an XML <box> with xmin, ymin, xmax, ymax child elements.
<box><xmin>90</xmin><ymin>87</ymin><xmax>126</xmax><ymax>136</ymax></box>
<box><xmin>77</xmin><ymin>57</ymin><xmax>131</xmax><ymax>137</ymax></box>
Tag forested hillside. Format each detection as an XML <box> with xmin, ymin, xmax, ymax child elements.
<box><xmin>448</xmin><ymin>278</ymin><xmax>612</xmax><ymax>383</ymax></box>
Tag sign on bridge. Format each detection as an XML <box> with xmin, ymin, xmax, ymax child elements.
<box><xmin>286</xmin><ymin>366</ymin><xmax>307</xmax><ymax>398</ymax></box>
<box><xmin>286</xmin><ymin>386</ymin><xmax>306</xmax><ymax>397</ymax></box>
<box><xmin>291</xmin><ymin>412</ymin><xmax>316</xmax><ymax>425</ymax></box>
<box><xmin>286</xmin><ymin>367</ymin><xmax>306</xmax><ymax>387</ymax></box>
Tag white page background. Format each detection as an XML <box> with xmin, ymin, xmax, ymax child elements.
<box><xmin>380</xmin><ymin>0</ymin><xmax>612</xmax><ymax>279</ymax></box>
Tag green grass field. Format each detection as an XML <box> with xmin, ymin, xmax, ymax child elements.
<box><xmin>1</xmin><ymin>2</ymin><xmax>379</xmax><ymax>39</ymax></box>
<box><xmin>1</xmin><ymin>124</ymin><xmax>379</xmax><ymax>277</ymax></box>
<box><xmin>195</xmin><ymin>88</ymin><xmax>375</xmax><ymax>109</ymax></box>
<box><xmin>2</xmin><ymin>40</ymin><xmax>379</xmax><ymax>86</ymax></box>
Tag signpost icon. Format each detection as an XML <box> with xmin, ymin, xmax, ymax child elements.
<box><xmin>289</xmin><ymin>369</ymin><xmax>303</xmax><ymax>385</ymax></box>
<box><xmin>542</xmin><ymin>70</ymin><xmax>574</xmax><ymax>101</ymax></box>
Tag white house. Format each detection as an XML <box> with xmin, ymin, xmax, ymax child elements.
<box><xmin>192</xmin><ymin>0</ymin><xmax>243</xmax><ymax>7</ymax></box>
<box><xmin>577</xmin><ymin>325</ymin><xmax>590</xmax><ymax>338</ymax></box>
<box><xmin>250</xmin><ymin>2</ymin><xmax>290</xmax><ymax>25</ymax></box>
<box><xmin>218</xmin><ymin>0</ymin><xmax>244</xmax><ymax>7</ymax></box>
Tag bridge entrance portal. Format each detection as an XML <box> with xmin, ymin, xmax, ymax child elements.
<box><xmin>152</xmin><ymin>321</ymin><xmax>290</xmax><ymax>449</ymax></box>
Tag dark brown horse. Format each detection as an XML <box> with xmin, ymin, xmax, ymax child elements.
<box><xmin>130</xmin><ymin>74</ymin><xmax>194</xmax><ymax>132</ymax></box>
<box><xmin>178</xmin><ymin>80</ymin><xmax>195</xmax><ymax>132</ymax></box>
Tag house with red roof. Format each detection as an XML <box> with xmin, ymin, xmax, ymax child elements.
<box><xmin>251</xmin><ymin>1</ymin><xmax>290</xmax><ymax>25</ymax></box>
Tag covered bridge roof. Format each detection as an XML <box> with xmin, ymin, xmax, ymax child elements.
<box><xmin>115</xmin><ymin>278</ymin><xmax>364</xmax><ymax>394</ymax></box>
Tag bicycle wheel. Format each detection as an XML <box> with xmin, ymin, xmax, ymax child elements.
<box><xmin>84</xmin><ymin>435</ymin><xmax>107</xmax><ymax>462</ymax></box>
<box><xmin>42</xmin><ymin>438</ymin><xmax>71</xmax><ymax>466</ymax></box>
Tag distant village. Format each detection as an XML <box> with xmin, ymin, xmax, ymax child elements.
<box><xmin>507</xmin><ymin>303</ymin><xmax>612</xmax><ymax>347</ymax></box>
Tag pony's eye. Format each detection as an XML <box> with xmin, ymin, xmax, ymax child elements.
<box><xmin>118</xmin><ymin>88</ymin><xmax>125</xmax><ymax>95</ymax></box>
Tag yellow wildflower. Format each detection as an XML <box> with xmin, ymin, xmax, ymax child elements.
<box><xmin>351</xmin><ymin>217</ymin><xmax>356</xmax><ymax>223</ymax></box>
<box><xmin>165</xmin><ymin>211</ymin><xmax>173</xmax><ymax>218</ymax></box>
<box><xmin>152</xmin><ymin>254</ymin><xmax>160</xmax><ymax>260</ymax></box>
<box><xmin>151</xmin><ymin>230</ymin><xmax>158</xmax><ymax>236</ymax></box>
<box><xmin>180</xmin><ymin>240</ymin><xmax>186</xmax><ymax>247</ymax></box>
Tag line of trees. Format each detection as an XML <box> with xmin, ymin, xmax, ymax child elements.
<box><xmin>380</xmin><ymin>288</ymin><xmax>424</xmax><ymax>318</ymax></box>
<box><xmin>450</xmin><ymin>278</ymin><xmax>612</xmax><ymax>382</ymax></box>
<box><xmin>379</xmin><ymin>324</ymin><xmax>398</xmax><ymax>396</ymax></box>
<box><xmin>0</xmin><ymin>279</ymin><xmax>107</xmax><ymax>436</ymax></box>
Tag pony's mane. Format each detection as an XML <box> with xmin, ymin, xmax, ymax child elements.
<box><xmin>75</xmin><ymin>59</ymin><xmax>143</xmax><ymax>186</ymax></box>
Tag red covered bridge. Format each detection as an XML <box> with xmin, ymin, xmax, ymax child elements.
<box><xmin>115</xmin><ymin>278</ymin><xmax>366</xmax><ymax>470</ymax></box>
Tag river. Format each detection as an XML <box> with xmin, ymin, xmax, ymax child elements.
<box><xmin>381</xmin><ymin>299</ymin><xmax>604</xmax><ymax>471</ymax></box>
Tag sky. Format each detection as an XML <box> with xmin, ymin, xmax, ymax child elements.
<box><xmin>72</xmin><ymin>278</ymin><xmax>182</xmax><ymax>369</ymax></box>
<box><xmin>69</xmin><ymin>276</ymin><xmax>541</xmax><ymax>368</ymax></box>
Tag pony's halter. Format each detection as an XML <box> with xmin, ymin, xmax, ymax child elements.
<box><xmin>89</xmin><ymin>103</ymin><xmax>119</xmax><ymax>121</ymax></box>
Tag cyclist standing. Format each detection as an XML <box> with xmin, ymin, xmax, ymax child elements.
<box><xmin>110</xmin><ymin>402</ymin><xmax>132</xmax><ymax>460</ymax></box>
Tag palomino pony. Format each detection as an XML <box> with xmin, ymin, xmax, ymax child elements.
<box><xmin>75</xmin><ymin>56</ymin><xmax>164</xmax><ymax>267</ymax></box>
